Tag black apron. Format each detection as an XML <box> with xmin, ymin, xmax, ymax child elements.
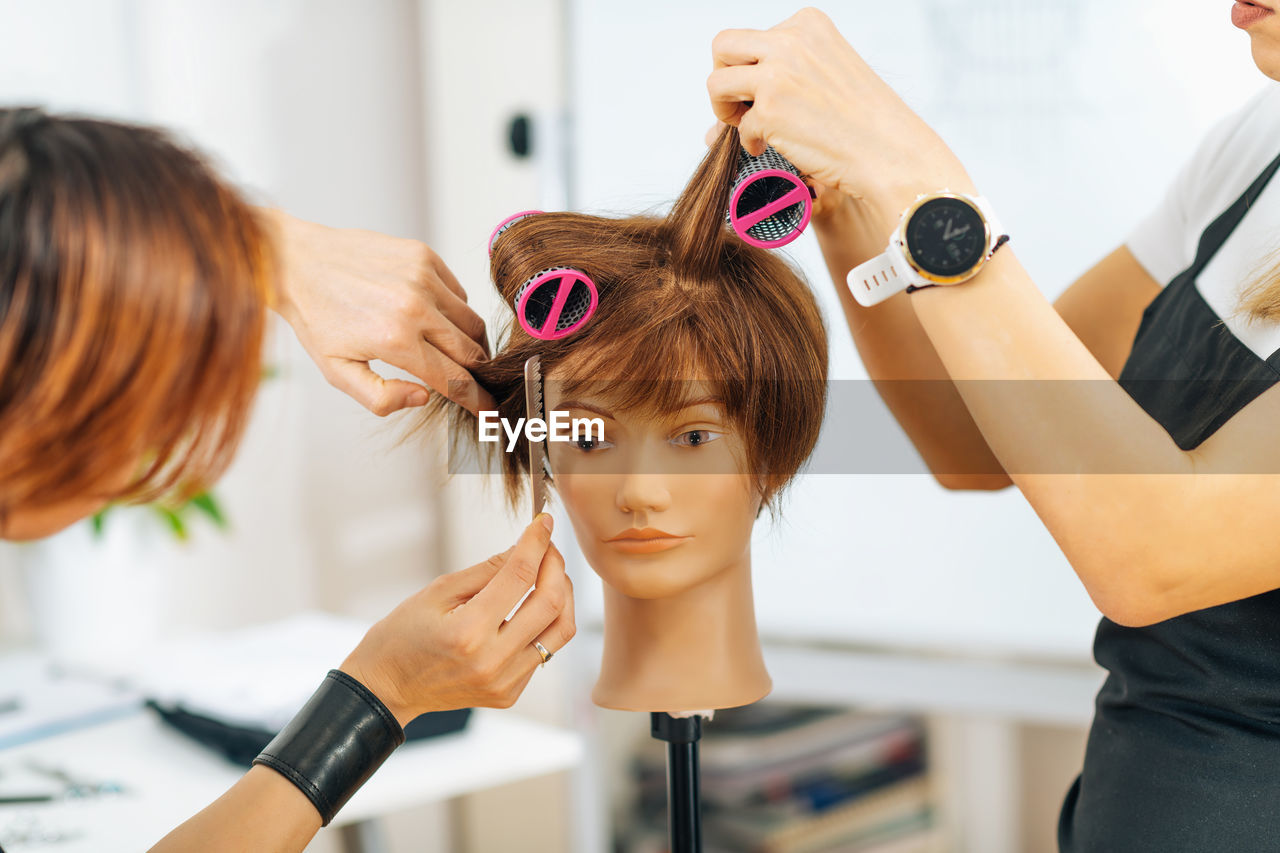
<box><xmin>1058</xmin><ymin>152</ymin><xmax>1280</xmax><ymax>852</ymax></box>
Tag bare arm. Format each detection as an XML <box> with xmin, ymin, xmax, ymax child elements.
<box><xmin>148</xmin><ymin>760</ymin><xmax>324</xmax><ymax>852</ymax></box>
<box><xmin>814</xmin><ymin>187</ymin><xmax>1161</xmax><ymax>490</ymax></box>
<box><xmin>907</xmin><ymin>248</ymin><xmax>1280</xmax><ymax>627</ymax></box>
<box><xmin>150</xmin><ymin>518</ymin><xmax>574</xmax><ymax>852</ymax></box>
<box><xmin>711</xmin><ymin>9</ymin><xmax>1280</xmax><ymax>627</ymax></box>
<box><xmin>813</xmin><ymin>190</ymin><xmax>1009</xmax><ymax>489</ymax></box>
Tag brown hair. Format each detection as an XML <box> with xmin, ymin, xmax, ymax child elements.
<box><xmin>0</xmin><ymin>108</ymin><xmax>271</xmax><ymax>519</ymax></box>
<box><xmin>430</xmin><ymin>126</ymin><xmax>828</xmax><ymax>510</ymax></box>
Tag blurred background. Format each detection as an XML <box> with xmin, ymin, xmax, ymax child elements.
<box><xmin>0</xmin><ymin>1</ymin><xmax>1264</xmax><ymax>852</ymax></box>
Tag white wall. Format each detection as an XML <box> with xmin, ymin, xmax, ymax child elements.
<box><xmin>0</xmin><ymin>0</ymin><xmax>447</xmax><ymax>648</ymax></box>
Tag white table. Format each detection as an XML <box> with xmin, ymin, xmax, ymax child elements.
<box><xmin>0</xmin><ymin>706</ymin><xmax>583</xmax><ymax>852</ymax></box>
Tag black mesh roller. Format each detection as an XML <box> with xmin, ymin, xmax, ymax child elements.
<box><xmin>514</xmin><ymin>267</ymin><xmax>598</xmax><ymax>339</ymax></box>
<box><xmin>726</xmin><ymin>146</ymin><xmax>811</xmax><ymax>247</ymax></box>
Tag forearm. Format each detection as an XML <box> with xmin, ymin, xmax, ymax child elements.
<box><xmin>149</xmin><ymin>664</ymin><xmax>414</xmax><ymax>853</ymax></box>
<box><xmin>149</xmin><ymin>516</ymin><xmax>569</xmax><ymax>851</ymax></box>
<box><xmin>813</xmin><ymin>199</ymin><xmax>1010</xmax><ymax>489</ymax></box>
<box><xmin>149</xmin><ymin>766</ymin><xmax>322</xmax><ymax>853</ymax></box>
<box><xmin>908</xmin><ymin>248</ymin><xmax>1200</xmax><ymax>622</ymax></box>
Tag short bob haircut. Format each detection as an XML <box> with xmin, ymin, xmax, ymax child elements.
<box><xmin>0</xmin><ymin>108</ymin><xmax>271</xmax><ymax>519</ymax></box>
<box><xmin>433</xmin><ymin>126</ymin><xmax>828</xmax><ymax>510</ymax></box>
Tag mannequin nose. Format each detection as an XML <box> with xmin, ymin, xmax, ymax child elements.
<box><xmin>616</xmin><ymin>471</ymin><xmax>672</xmax><ymax>515</ymax></box>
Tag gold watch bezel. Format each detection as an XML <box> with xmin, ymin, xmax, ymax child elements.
<box><xmin>894</xmin><ymin>192</ymin><xmax>994</xmax><ymax>287</ymax></box>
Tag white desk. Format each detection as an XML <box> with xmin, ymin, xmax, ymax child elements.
<box><xmin>0</xmin><ymin>707</ymin><xmax>583</xmax><ymax>852</ymax></box>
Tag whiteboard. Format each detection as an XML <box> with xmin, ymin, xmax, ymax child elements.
<box><xmin>559</xmin><ymin>0</ymin><xmax>1264</xmax><ymax>660</ymax></box>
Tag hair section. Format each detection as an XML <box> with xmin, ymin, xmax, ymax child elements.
<box><xmin>429</xmin><ymin>126</ymin><xmax>828</xmax><ymax>510</ymax></box>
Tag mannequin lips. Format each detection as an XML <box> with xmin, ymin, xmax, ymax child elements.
<box><xmin>605</xmin><ymin>527</ymin><xmax>691</xmax><ymax>554</ymax></box>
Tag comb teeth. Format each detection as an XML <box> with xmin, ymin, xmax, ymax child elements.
<box><xmin>524</xmin><ymin>354</ymin><xmax>549</xmax><ymax>520</ymax></box>
<box><xmin>531</xmin><ymin>367</ymin><xmax>544</xmax><ymax>420</ymax></box>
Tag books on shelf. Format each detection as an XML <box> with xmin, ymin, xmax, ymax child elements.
<box><xmin>625</xmin><ymin>703</ymin><xmax>942</xmax><ymax>853</ymax></box>
<box><xmin>705</xmin><ymin>776</ymin><xmax>930</xmax><ymax>853</ymax></box>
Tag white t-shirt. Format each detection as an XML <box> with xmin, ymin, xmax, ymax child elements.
<box><xmin>1127</xmin><ymin>83</ymin><xmax>1280</xmax><ymax>361</ymax></box>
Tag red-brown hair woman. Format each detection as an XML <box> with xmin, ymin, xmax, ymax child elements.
<box><xmin>0</xmin><ymin>107</ymin><xmax>572</xmax><ymax>851</ymax></box>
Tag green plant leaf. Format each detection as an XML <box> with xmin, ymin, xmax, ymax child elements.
<box><xmin>189</xmin><ymin>492</ymin><xmax>228</xmax><ymax>529</ymax></box>
<box><xmin>88</xmin><ymin>490</ymin><xmax>229</xmax><ymax>544</ymax></box>
<box><xmin>154</xmin><ymin>506</ymin><xmax>188</xmax><ymax>541</ymax></box>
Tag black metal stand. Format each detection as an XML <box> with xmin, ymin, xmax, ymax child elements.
<box><xmin>650</xmin><ymin>712</ymin><xmax>703</xmax><ymax>853</ymax></box>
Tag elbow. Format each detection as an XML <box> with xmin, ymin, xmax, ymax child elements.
<box><xmin>933</xmin><ymin>472</ymin><xmax>1015</xmax><ymax>492</ymax></box>
<box><xmin>1082</xmin><ymin>558</ymin><xmax>1188</xmax><ymax>628</ymax></box>
<box><xmin>1093</xmin><ymin>595</ymin><xmax>1169</xmax><ymax>629</ymax></box>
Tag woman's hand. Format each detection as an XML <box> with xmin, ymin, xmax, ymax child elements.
<box><xmin>151</xmin><ymin>515</ymin><xmax>573</xmax><ymax>852</ymax></box>
<box><xmin>706</xmin><ymin>8</ymin><xmax>976</xmax><ymax>228</ymax></box>
<box><xmin>339</xmin><ymin>514</ymin><xmax>575</xmax><ymax>726</ymax></box>
<box><xmin>262</xmin><ymin>208</ymin><xmax>496</xmax><ymax>417</ymax></box>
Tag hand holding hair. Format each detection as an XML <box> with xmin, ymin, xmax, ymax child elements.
<box><xmin>707</xmin><ymin>7</ymin><xmax>978</xmax><ymax>231</ymax></box>
<box><xmin>705</xmin><ymin>118</ymin><xmax>846</xmax><ymax>223</ymax></box>
<box><xmin>263</xmin><ymin>208</ymin><xmax>496</xmax><ymax>417</ymax></box>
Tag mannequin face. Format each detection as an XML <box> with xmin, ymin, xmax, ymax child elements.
<box><xmin>545</xmin><ymin>375</ymin><xmax>763</xmax><ymax>601</ymax></box>
<box><xmin>1234</xmin><ymin>1</ymin><xmax>1280</xmax><ymax>79</ymax></box>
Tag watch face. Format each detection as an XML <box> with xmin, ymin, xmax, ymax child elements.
<box><xmin>904</xmin><ymin>196</ymin><xmax>987</xmax><ymax>279</ymax></box>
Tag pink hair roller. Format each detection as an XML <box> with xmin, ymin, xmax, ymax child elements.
<box><xmin>514</xmin><ymin>267</ymin><xmax>599</xmax><ymax>341</ymax></box>
<box><xmin>727</xmin><ymin>146</ymin><xmax>812</xmax><ymax>248</ymax></box>
<box><xmin>489</xmin><ymin>210</ymin><xmax>598</xmax><ymax>340</ymax></box>
<box><xmin>488</xmin><ymin>209</ymin><xmax>543</xmax><ymax>256</ymax></box>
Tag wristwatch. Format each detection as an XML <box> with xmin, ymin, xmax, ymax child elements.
<box><xmin>846</xmin><ymin>192</ymin><xmax>1009</xmax><ymax>307</ymax></box>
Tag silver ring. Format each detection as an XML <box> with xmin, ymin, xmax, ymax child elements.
<box><xmin>533</xmin><ymin>641</ymin><xmax>553</xmax><ymax>665</ymax></box>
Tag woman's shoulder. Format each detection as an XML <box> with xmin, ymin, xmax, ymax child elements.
<box><xmin>1127</xmin><ymin>84</ymin><xmax>1280</xmax><ymax>291</ymax></box>
<box><xmin>1186</xmin><ymin>84</ymin><xmax>1280</xmax><ymax>213</ymax></box>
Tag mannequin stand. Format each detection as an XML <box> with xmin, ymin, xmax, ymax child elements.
<box><xmin>650</xmin><ymin>712</ymin><xmax>703</xmax><ymax>853</ymax></box>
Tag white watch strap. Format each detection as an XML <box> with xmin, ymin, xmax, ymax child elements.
<box><xmin>847</xmin><ymin>245</ymin><xmax>913</xmax><ymax>307</ymax></box>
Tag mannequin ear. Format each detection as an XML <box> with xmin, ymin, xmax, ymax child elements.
<box><xmin>752</xmin><ymin>473</ymin><xmax>778</xmax><ymax>520</ymax></box>
<box><xmin>753</xmin><ymin>493</ymin><xmax>770</xmax><ymax>520</ymax></box>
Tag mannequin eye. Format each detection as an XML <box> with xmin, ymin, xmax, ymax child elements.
<box><xmin>572</xmin><ymin>434</ymin><xmax>613</xmax><ymax>452</ymax></box>
<box><xmin>671</xmin><ymin>429</ymin><xmax>723</xmax><ymax>448</ymax></box>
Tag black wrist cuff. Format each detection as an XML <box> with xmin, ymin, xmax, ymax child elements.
<box><xmin>253</xmin><ymin>669</ymin><xmax>405</xmax><ymax>826</ymax></box>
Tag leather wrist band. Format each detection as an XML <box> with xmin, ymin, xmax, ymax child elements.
<box><xmin>253</xmin><ymin>669</ymin><xmax>405</xmax><ymax>826</ymax></box>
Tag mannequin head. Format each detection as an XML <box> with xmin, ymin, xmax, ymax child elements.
<box><xmin>432</xmin><ymin>126</ymin><xmax>827</xmax><ymax>710</ymax></box>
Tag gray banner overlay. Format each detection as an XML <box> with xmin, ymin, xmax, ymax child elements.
<box><xmin>444</xmin><ymin>379</ymin><xmax>1280</xmax><ymax>475</ymax></box>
